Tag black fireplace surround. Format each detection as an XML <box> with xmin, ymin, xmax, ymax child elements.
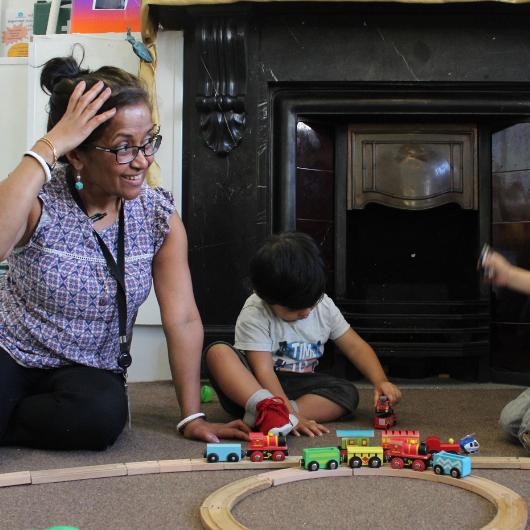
<box><xmin>151</xmin><ymin>1</ymin><xmax>530</xmax><ymax>383</ymax></box>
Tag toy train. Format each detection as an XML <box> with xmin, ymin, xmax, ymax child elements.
<box><xmin>203</xmin><ymin>429</ymin><xmax>477</xmax><ymax>479</ymax></box>
<box><xmin>204</xmin><ymin>432</ymin><xmax>288</xmax><ymax>463</ymax></box>
<box><xmin>374</xmin><ymin>395</ymin><xmax>396</xmax><ymax>429</ymax></box>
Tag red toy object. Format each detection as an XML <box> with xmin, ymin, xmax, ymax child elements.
<box><xmin>381</xmin><ymin>430</ymin><xmax>431</xmax><ymax>471</ymax></box>
<box><xmin>420</xmin><ymin>435</ymin><xmax>460</xmax><ymax>455</ymax></box>
<box><xmin>374</xmin><ymin>395</ymin><xmax>396</xmax><ymax>429</ymax></box>
<box><xmin>246</xmin><ymin>432</ymin><xmax>289</xmax><ymax>462</ymax></box>
<box><xmin>387</xmin><ymin>451</ymin><xmax>432</xmax><ymax>472</ymax></box>
<box><xmin>381</xmin><ymin>430</ymin><xmax>420</xmax><ymax>454</ymax></box>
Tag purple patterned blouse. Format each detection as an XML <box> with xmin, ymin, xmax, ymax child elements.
<box><xmin>0</xmin><ymin>168</ymin><xmax>175</xmax><ymax>371</ymax></box>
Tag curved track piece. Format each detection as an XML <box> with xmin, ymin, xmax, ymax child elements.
<box><xmin>200</xmin><ymin>467</ymin><xmax>528</xmax><ymax>530</ymax></box>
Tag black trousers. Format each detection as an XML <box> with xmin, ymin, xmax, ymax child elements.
<box><xmin>0</xmin><ymin>348</ymin><xmax>127</xmax><ymax>450</ymax></box>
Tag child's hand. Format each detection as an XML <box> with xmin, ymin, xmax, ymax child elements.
<box><xmin>479</xmin><ymin>249</ymin><xmax>512</xmax><ymax>286</ymax></box>
<box><xmin>292</xmin><ymin>415</ymin><xmax>330</xmax><ymax>437</ymax></box>
<box><xmin>374</xmin><ymin>382</ymin><xmax>401</xmax><ymax>407</ymax></box>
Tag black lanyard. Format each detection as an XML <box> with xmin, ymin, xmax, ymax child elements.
<box><xmin>70</xmin><ymin>185</ymin><xmax>132</xmax><ymax>372</ymax></box>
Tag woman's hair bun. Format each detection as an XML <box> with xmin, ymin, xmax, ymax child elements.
<box><xmin>40</xmin><ymin>55</ymin><xmax>90</xmax><ymax>95</ymax></box>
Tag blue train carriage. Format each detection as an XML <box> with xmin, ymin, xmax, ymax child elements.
<box><xmin>204</xmin><ymin>443</ymin><xmax>245</xmax><ymax>463</ymax></box>
<box><xmin>432</xmin><ymin>451</ymin><xmax>472</xmax><ymax>479</ymax></box>
<box><xmin>300</xmin><ymin>446</ymin><xmax>342</xmax><ymax>471</ymax></box>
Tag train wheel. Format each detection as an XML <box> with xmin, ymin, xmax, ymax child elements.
<box><xmin>308</xmin><ymin>461</ymin><xmax>320</xmax><ymax>472</ymax></box>
<box><xmin>328</xmin><ymin>460</ymin><xmax>339</xmax><ymax>470</ymax></box>
<box><xmin>271</xmin><ymin>451</ymin><xmax>285</xmax><ymax>461</ymax></box>
<box><xmin>411</xmin><ymin>459</ymin><xmax>426</xmax><ymax>472</ymax></box>
<box><xmin>434</xmin><ymin>465</ymin><xmax>444</xmax><ymax>475</ymax></box>
<box><xmin>450</xmin><ymin>468</ymin><xmax>461</xmax><ymax>479</ymax></box>
<box><xmin>390</xmin><ymin>457</ymin><xmax>404</xmax><ymax>469</ymax></box>
<box><xmin>227</xmin><ymin>453</ymin><xmax>239</xmax><ymax>463</ymax></box>
<box><xmin>250</xmin><ymin>451</ymin><xmax>264</xmax><ymax>462</ymax></box>
<box><xmin>349</xmin><ymin>457</ymin><xmax>363</xmax><ymax>468</ymax></box>
<box><xmin>369</xmin><ymin>457</ymin><xmax>382</xmax><ymax>468</ymax></box>
<box><xmin>207</xmin><ymin>453</ymin><xmax>219</xmax><ymax>463</ymax></box>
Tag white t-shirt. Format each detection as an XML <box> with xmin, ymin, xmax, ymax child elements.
<box><xmin>234</xmin><ymin>293</ymin><xmax>351</xmax><ymax>373</ymax></box>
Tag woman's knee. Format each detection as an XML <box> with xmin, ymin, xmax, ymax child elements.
<box><xmin>58</xmin><ymin>389</ymin><xmax>127</xmax><ymax>449</ymax></box>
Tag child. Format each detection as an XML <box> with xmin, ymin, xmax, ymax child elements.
<box><xmin>480</xmin><ymin>246</ymin><xmax>530</xmax><ymax>452</ymax></box>
<box><xmin>204</xmin><ymin>232</ymin><xmax>401</xmax><ymax>437</ymax></box>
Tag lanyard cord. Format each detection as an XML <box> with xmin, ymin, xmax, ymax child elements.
<box><xmin>70</xmin><ymin>184</ymin><xmax>132</xmax><ymax>373</ymax></box>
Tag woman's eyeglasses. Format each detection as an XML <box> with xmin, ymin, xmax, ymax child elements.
<box><xmin>92</xmin><ymin>130</ymin><xmax>162</xmax><ymax>164</ymax></box>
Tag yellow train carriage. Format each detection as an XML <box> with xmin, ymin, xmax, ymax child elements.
<box><xmin>344</xmin><ymin>445</ymin><xmax>384</xmax><ymax>468</ymax></box>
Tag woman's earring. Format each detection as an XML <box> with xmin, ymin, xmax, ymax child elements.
<box><xmin>75</xmin><ymin>174</ymin><xmax>84</xmax><ymax>191</ymax></box>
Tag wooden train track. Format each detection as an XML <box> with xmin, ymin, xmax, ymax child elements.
<box><xmin>200</xmin><ymin>465</ymin><xmax>529</xmax><ymax>530</ymax></box>
<box><xmin>0</xmin><ymin>456</ymin><xmax>528</xmax><ymax>529</ymax></box>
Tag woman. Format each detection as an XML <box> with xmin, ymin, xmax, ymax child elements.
<box><xmin>0</xmin><ymin>55</ymin><xmax>249</xmax><ymax>450</ymax></box>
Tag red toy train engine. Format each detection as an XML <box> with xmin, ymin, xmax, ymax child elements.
<box><xmin>246</xmin><ymin>432</ymin><xmax>289</xmax><ymax>462</ymax></box>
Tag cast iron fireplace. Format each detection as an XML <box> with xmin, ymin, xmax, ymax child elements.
<box><xmin>152</xmin><ymin>1</ymin><xmax>530</xmax><ymax>383</ymax></box>
<box><xmin>271</xmin><ymin>82</ymin><xmax>530</xmax><ymax>379</ymax></box>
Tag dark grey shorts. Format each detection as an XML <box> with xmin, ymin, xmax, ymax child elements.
<box><xmin>204</xmin><ymin>341</ymin><xmax>359</xmax><ymax>419</ymax></box>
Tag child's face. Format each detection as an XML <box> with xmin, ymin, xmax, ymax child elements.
<box><xmin>270</xmin><ymin>304</ymin><xmax>314</xmax><ymax>322</ymax></box>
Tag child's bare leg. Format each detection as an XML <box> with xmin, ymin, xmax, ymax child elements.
<box><xmin>205</xmin><ymin>343</ymin><xmax>261</xmax><ymax>406</ymax></box>
<box><xmin>295</xmin><ymin>394</ymin><xmax>347</xmax><ymax>422</ymax></box>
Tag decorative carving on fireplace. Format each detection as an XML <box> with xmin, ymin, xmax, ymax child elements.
<box><xmin>348</xmin><ymin>124</ymin><xmax>478</xmax><ymax>210</ymax></box>
<box><xmin>195</xmin><ymin>17</ymin><xmax>247</xmax><ymax>154</ymax></box>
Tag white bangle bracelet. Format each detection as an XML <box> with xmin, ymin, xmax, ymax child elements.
<box><xmin>23</xmin><ymin>150</ymin><xmax>52</xmax><ymax>183</ymax></box>
<box><xmin>176</xmin><ymin>412</ymin><xmax>206</xmax><ymax>433</ymax></box>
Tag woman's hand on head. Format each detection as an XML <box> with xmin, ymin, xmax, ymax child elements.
<box><xmin>45</xmin><ymin>80</ymin><xmax>117</xmax><ymax>157</ymax></box>
<box><xmin>182</xmin><ymin>419</ymin><xmax>251</xmax><ymax>443</ymax></box>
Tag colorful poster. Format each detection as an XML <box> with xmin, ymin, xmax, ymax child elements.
<box><xmin>70</xmin><ymin>0</ymin><xmax>140</xmax><ymax>33</ymax></box>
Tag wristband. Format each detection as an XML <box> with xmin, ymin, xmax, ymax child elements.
<box><xmin>23</xmin><ymin>150</ymin><xmax>52</xmax><ymax>183</ymax></box>
<box><xmin>176</xmin><ymin>412</ymin><xmax>206</xmax><ymax>433</ymax></box>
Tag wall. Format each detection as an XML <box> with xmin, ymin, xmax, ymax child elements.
<box><xmin>0</xmin><ymin>58</ymin><xmax>28</xmax><ymax>182</ymax></box>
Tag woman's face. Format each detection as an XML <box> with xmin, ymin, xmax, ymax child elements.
<box><xmin>75</xmin><ymin>102</ymin><xmax>156</xmax><ymax>201</ymax></box>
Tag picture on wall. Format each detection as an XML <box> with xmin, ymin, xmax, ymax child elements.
<box><xmin>70</xmin><ymin>0</ymin><xmax>140</xmax><ymax>33</ymax></box>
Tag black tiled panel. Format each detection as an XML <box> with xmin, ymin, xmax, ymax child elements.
<box><xmin>296</xmin><ymin>168</ymin><xmax>334</xmax><ymax>221</ymax></box>
<box><xmin>491</xmin><ymin>222</ymin><xmax>530</xmax><ymax>270</ymax></box>
<box><xmin>296</xmin><ymin>121</ymin><xmax>334</xmax><ymax>171</ymax></box>
<box><xmin>492</xmin><ymin>123</ymin><xmax>530</xmax><ymax>173</ymax></box>
<box><xmin>295</xmin><ymin>218</ymin><xmax>334</xmax><ymax>271</ymax></box>
<box><xmin>491</xmin><ymin>222</ymin><xmax>530</xmax><ymax>322</ymax></box>
<box><xmin>492</xmin><ymin>170</ymin><xmax>530</xmax><ymax>223</ymax></box>
<box><xmin>491</xmin><ymin>323</ymin><xmax>530</xmax><ymax>373</ymax></box>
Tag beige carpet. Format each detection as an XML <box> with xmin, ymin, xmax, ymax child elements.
<box><xmin>0</xmin><ymin>381</ymin><xmax>529</xmax><ymax>529</ymax></box>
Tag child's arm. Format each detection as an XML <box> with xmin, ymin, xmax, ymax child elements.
<box><xmin>246</xmin><ymin>350</ymin><xmax>328</xmax><ymax>437</ymax></box>
<box><xmin>481</xmin><ymin>249</ymin><xmax>530</xmax><ymax>294</ymax></box>
<box><xmin>334</xmin><ymin>328</ymin><xmax>401</xmax><ymax>407</ymax></box>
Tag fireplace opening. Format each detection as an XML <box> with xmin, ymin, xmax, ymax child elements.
<box><xmin>346</xmin><ymin>203</ymin><xmax>479</xmax><ymax>301</ymax></box>
<box><xmin>294</xmin><ymin>116</ymin><xmax>490</xmax><ymax>380</ymax></box>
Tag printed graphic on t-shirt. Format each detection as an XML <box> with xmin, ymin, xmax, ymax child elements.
<box><xmin>274</xmin><ymin>340</ymin><xmax>323</xmax><ymax>372</ymax></box>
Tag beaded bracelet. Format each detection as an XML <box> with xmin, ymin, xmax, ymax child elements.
<box><xmin>176</xmin><ymin>412</ymin><xmax>206</xmax><ymax>433</ymax></box>
<box><xmin>23</xmin><ymin>150</ymin><xmax>52</xmax><ymax>183</ymax></box>
<box><xmin>37</xmin><ymin>136</ymin><xmax>58</xmax><ymax>169</ymax></box>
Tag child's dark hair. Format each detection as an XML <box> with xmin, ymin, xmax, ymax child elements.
<box><xmin>40</xmin><ymin>50</ymin><xmax>151</xmax><ymax>162</ymax></box>
<box><xmin>249</xmin><ymin>232</ymin><xmax>326</xmax><ymax>309</ymax></box>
